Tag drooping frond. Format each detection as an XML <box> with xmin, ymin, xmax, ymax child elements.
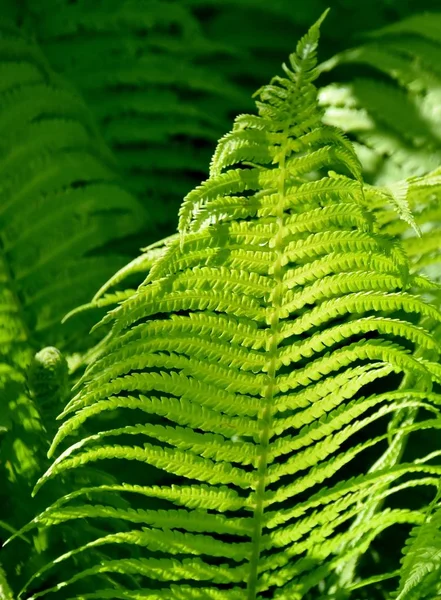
<box><xmin>22</xmin><ymin>13</ymin><xmax>441</xmax><ymax>600</ymax></box>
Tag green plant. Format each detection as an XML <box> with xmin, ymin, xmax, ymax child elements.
<box><xmin>23</xmin><ymin>0</ymin><xmax>249</xmax><ymax>237</ymax></box>
<box><xmin>0</xmin><ymin>564</ymin><xmax>13</xmax><ymax>600</ymax></box>
<box><xmin>8</xmin><ymin>12</ymin><xmax>441</xmax><ymax>600</ymax></box>
<box><xmin>3</xmin><ymin>3</ymin><xmax>441</xmax><ymax>599</ymax></box>
<box><xmin>17</xmin><ymin>0</ymin><xmax>441</xmax><ymax>240</ymax></box>
<box><xmin>319</xmin><ymin>13</ymin><xmax>441</xmax><ymax>320</ymax></box>
<box><xmin>0</xmin><ymin>16</ymin><xmax>147</xmax><ymax>592</ymax></box>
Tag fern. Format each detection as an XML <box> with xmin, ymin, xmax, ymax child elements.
<box><xmin>15</xmin><ymin>13</ymin><xmax>441</xmax><ymax>600</ymax></box>
<box><xmin>319</xmin><ymin>12</ymin><xmax>441</xmax><ymax>185</ymax></box>
<box><xmin>23</xmin><ymin>0</ymin><xmax>249</xmax><ymax>236</ymax></box>
<box><xmin>21</xmin><ymin>0</ymin><xmax>441</xmax><ymax>241</ymax></box>
<box><xmin>395</xmin><ymin>486</ymin><xmax>441</xmax><ymax>599</ymax></box>
<box><xmin>0</xmin><ymin>20</ymin><xmax>147</xmax><ymax>348</ymax></box>
<box><xmin>0</xmin><ymin>18</ymin><xmax>147</xmax><ymax>592</ymax></box>
<box><xmin>0</xmin><ymin>564</ymin><xmax>13</xmax><ymax>600</ymax></box>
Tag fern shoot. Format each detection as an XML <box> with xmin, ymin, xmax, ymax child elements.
<box><xmin>28</xmin><ymin>348</ymin><xmax>68</xmax><ymax>406</ymax></box>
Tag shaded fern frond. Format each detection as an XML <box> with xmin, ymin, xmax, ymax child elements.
<box><xmin>319</xmin><ymin>13</ymin><xmax>441</xmax><ymax>300</ymax></box>
<box><xmin>0</xmin><ymin>19</ymin><xmax>147</xmax><ymax>592</ymax></box>
<box><xmin>24</xmin><ymin>13</ymin><xmax>441</xmax><ymax>600</ymax></box>
<box><xmin>395</xmin><ymin>488</ymin><xmax>441</xmax><ymax>599</ymax></box>
<box><xmin>319</xmin><ymin>14</ymin><xmax>441</xmax><ymax>184</ymax></box>
<box><xmin>0</xmin><ymin>22</ymin><xmax>147</xmax><ymax>348</ymax></box>
<box><xmin>25</xmin><ymin>0</ymin><xmax>249</xmax><ymax>235</ymax></box>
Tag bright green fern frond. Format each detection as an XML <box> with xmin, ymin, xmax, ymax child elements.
<box><xmin>24</xmin><ymin>13</ymin><xmax>441</xmax><ymax>600</ymax></box>
<box><xmin>0</xmin><ymin>563</ymin><xmax>13</xmax><ymax>600</ymax></box>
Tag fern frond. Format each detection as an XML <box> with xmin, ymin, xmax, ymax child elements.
<box><xmin>0</xmin><ymin>19</ymin><xmax>148</xmax><ymax>594</ymax></box>
<box><xmin>0</xmin><ymin>23</ymin><xmax>146</xmax><ymax>348</ymax></box>
<box><xmin>25</xmin><ymin>0</ymin><xmax>249</xmax><ymax>235</ymax></box>
<box><xmin>0</xmin><ymin>564</ymin><xmax>13</xmax><ymax>600</ymax></box>
<box><xmin>24</xmin><ymin>13</ymin><xmax>441</xmax><ymax>600</ymax></box>
<box><xmin>395</xmin><ymin>488</ymin><xmax>441</xmax><ymax>599</ymax></box>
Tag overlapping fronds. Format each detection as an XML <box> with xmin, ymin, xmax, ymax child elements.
<box><xmin>0</xmin><ymin>20</ymin><xmax>147</xmax><ymax>591</ymax></box>
<box><xmin>318</xmin><ymin>13</ymin><xmax>441</xmax><ymax>302</ymax></box>
<box><xmin>24</xmin><ymin>0</ymin><xmax>249</xmax><ymax>236</ymax></box>
<box><xmin>319</xmin><ymin>12</ymin><xmax>441</xmax><ymax>185</ymax></box>
<box><xmin>18</xmin><ymin>14</ymin><xmax>441</xmax><ymax>600</ymax></box>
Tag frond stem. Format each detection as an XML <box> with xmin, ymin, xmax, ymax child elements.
<box><xmin>247</xmin><ymin>132</ymin><xmax>288</xmax><ymax>599</ymax></box>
